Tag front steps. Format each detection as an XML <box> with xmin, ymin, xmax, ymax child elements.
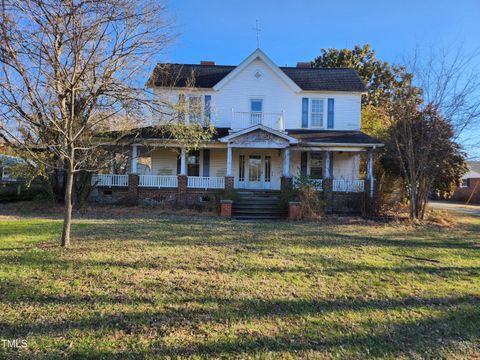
<box><xmin>232</xmin><ymin>191</ymin><xmax>287</xmax><ymax>220</ymax></box>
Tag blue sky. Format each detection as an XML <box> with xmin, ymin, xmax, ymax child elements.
<box><xmin>163</xmin><ymin>0</ymin><xmax>480</xmax><ymax>157</ymax></box>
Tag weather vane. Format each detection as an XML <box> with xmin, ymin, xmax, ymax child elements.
<box><xmin>253</xmin><ymin>20</ymin><xmax>261</xmax><ymax>48</ymax></box>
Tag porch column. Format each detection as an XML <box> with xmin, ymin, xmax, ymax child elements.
<box><xmin>131</xmin><ymin>144</ymin><xmax>138</xmax><ymax>173</ymax></box>
<box><xmin>323</xmin><ymin>151</ymin><xmax>333</xmax><ymax>213</ymax></box>
<box><xmin>324</xmin><ymin>151</ymin><xmax>331</xmax><ymax>178</ymax></box>
<box><xmin>226</xmin><ymin>144</ymin><xmax>233</xmax><ymax>176</ymax></box>
<box><xmin>225</xmin><ymin>144</ymin><xmax>234</xmax><ymax>190</ymax></box>
<box><xmin>367</xmin><ymin>150</ymin><xmax>374</xmax><ymax>198</ymax></box>
<box><xmin>180</xmin><ymin>147</ymin><xmax>187</xmax><ymax>175</ymax></box>
<box><xmin>111</xmin><ymin>156</ymin><xmax>117</xmax><ymax>174</ymax></box>
<box><xmin>283</xmin><ymin>147</ymin><xmax>290</xmax><ymax>177</ymax></box>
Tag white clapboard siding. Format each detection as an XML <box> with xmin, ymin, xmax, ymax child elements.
<box><xmin>152</xmin><ymin>57</ymin><xmax>362</xmax><ymax>131</ymax></box>
<box><xmin>151</xmin><ymin>148</ymin><xmax>179</xmax><ymax>175</ymax></box>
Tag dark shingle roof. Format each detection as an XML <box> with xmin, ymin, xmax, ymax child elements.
<box><xmin>286</xmin><ymin>130</ymin><xmax>383</xmax><ymax>145</ymax></box>
<box><xmin>147</xmin><ymin>64</ymin><xmax>366</xmax><ymax>92</ymax></box>
<box><xmin>107</xmin><ymin>126</ymin><xmax>382</xmax><ymax>146</ymax></box>
<box><xmin>107</xmin><ymin>126</ymin><xmax>231</xmax><ymax>141</ymax></box>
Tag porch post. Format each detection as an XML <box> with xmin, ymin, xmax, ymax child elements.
<box><xmin>226</xmin><ymin>144</ymin><xmax>233</xmax><ymax>176</ymax></box>
<box><xmin>283</xmin><ymin>146</ymin><xmax>290</xmax><ymax>177</ymax></box>
<box><xmin>323</xmin><ymin>151</ymin><xmax>333</xmax><ymax>213</ymax></box>
<box><xmin>180</xmin><ymin>147</ymin><xmax>187</xmax><ymax>175</ymax></box>
<box><xmin>111</xmin><ymin>156</ymin><xmax>117</xmax><ymax>174</ymax></box>
<box><xmin>225</xmin><ymin>144</ymin><xmax>234</xmax><ymax>190</ymax></box>
<box><xmin>131</xmin><ymin>144</ymin><xmax>138</xmax><ymax>173</ymax></box>
<box><xmin>324</xmin><ymin>151</ymin><xmax>331</xmax><ymax>178</ymax></box>
<box><xmin>367</xmin><ymin>150</ymin><xmax>374</xmax><ymax>198</ymax></box>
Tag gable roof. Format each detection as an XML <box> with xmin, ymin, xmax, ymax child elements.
<box><xmin>147</xmin><ymin>51</ymin><xmax>367</xmax><ymax>92</ymax></box>
<box><xmin>218</xmin><ymin>124</ymin><xmax>298</xmax><ymax>144</ymax></box>
<box><xmin>212</xmin><ymin>49</ymin><xmax>302</xmax><ymax>93</ymax></box>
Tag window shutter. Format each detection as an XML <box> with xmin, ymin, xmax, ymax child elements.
<box><xmin>327</xmin><ymin>98</ymin><xmax>334</xmax><ymax>129</ymax></box>
<box><xmin>204</xmin><ymin>95</ymin><xmax>211</xmax><ymax>121</ymax></box>
<box><xmin>176</xmin><ymin>153</ymin><xmax>181</xmax><ymax>175</ymax></box>
<box><xmin>300</xmin><ymin>152</ymin><xmax>308</xmax><ymax>176</ymax></box>
<box><xmin>203</xmin><ymin>149</ymin><xmax>210</xmax><ymax>177</ymax></box>
<box><xmin>302</xmin><ymin>98</ymin><xmax>309</xmax><ymax>128</ymax></box>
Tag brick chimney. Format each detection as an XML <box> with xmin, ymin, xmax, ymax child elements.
<box><xmin>296</xmin><ymin>62</ymin><xmax>311</xmax><ymax>68</ymax></box>
<box><xmin>200</xmin><ymin>61</ymin><xmax>215</xmax><ymax>66</ymax></box>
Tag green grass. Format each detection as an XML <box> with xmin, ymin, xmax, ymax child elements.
<box><xmin>0</xmin><ymin>211</ymin><xmax>479</xmax><ymax>359</ymax></box>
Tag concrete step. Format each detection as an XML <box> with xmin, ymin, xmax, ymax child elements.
<box><xmin>233</xmin><ymin>208</ymin><xmax>287</xmax><ymax>215</ymax></box>
<box><xmin>234</xmin><ymin>203</ymin><xmax>283</xmax><ymax>209</ymax></box>
<box><xmin>233</xmin><ymin>215</ymin><xmax>286</xmax><ymax>220</ymax></box>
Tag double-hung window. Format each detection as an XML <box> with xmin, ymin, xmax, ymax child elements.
<box><xmin>310</xmin><ymin>99</ymin><xmax>324</xmax><ymax>128</ymax></box>
<box><xmin>188</xmin><ymin>96</ymin><xmax>202</xmax><ymax>124</ymax></box>
<box><xmin>309</xmin><ymin>152</ymin><xmax>323</xmax><ymax>179</ymax></box>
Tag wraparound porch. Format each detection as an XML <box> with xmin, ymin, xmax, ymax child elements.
<box><xmin>91</xmin><ymin>173</ymin><xmax>368</xmax><ymax>193</ymax></box>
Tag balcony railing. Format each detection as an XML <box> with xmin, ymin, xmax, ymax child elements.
<box><xmin>91</xmin><ymin>174</ymin><xmax>128</xmax><ymax>187</ymax></box>
<box><xmin>139</xmin><ymin>175</ymin><xmax>177</xmax><ymax>188</ymax></box>
<box><xmin>232</xmin><ymin>111</ymin><xmax>284</xmax><ymax>131</ymax></box>
<box><xmin>333</xmin><ymin>179</ymin><xmax>365</xmax><ymax>193</ymax></box>
<box><xmin>187</xmin><ymin>176</ymin><xmax>225</xmax><ymax>189</ymax></box>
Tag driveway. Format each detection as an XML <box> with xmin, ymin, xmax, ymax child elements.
<box><xmin>429</xmin><ymin>200</ymin><xmax>480</xmax><ymax>217</ymax></box>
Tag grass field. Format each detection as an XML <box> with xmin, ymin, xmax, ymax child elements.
<box><xmin>0</xmin><ymin>207</ymin><xmax>479</xmax><ymax>359</ymax></box>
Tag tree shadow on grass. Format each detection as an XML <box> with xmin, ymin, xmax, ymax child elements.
<box><xmin>2</xmin><ymin>294</ymin><xmax>479</xmax><ymax>359</ymax></box>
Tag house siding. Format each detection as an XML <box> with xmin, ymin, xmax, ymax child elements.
<box><xmin>150</xmin><ymin>148</ymin><xmax>178</xmax><ymax>175</ymax></box>
<box><xmin>152</xmin><ymin>58</ymin><xmax>362</xmax><ymax>131</ymax></box>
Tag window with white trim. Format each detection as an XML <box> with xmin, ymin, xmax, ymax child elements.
<box><xmin>309</xmin><ymin>152</ymin><xmax>323</xmax><ymax>179</ymax></box>
<box><xmin>310</xmin><ymin>99</ymin><xmax>324</xmax><ymax>128</ymax></box>
<box><xmin>188</xmin><ymin>96</ymin><xmax>202</xmax><ymax>124</ymax></box>
<box><xmin>461</xmin><ymin>178</ymin><xmax>470</xmax><ymax>188</ymax></box>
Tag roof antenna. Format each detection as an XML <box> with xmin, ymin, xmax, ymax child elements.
<box><xmin>253</xmin><ymin>20</ymin><xmax>261</xmax><ymax>48</ymax></box>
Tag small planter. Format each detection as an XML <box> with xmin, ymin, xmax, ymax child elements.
<box><xmin>220</xmin><ymin>199</ymin><xmax>233</xmax><ymax>218</ymax></box>
<box><xmin>288</xmin><ymin>201</ymin><xmax>301</xmax><ymax>220</ymax></box>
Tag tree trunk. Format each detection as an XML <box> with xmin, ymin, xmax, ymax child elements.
<box><xmin>61</xmin><ymin>166</ymin><xmax>74</xmax><ymax>247</ymax></box>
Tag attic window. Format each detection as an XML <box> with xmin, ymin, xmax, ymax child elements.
<box><xmin>254</xmin><ymin>71</ymin><xmax>262</xmax><ymax>79</ymax></box>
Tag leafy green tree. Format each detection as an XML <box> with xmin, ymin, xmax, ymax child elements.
<box><xmin>311</xmin><ymin>44</ymin><xmax>412</xmax><ymax>108</ymax></box>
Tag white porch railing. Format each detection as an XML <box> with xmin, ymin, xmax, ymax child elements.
<box><xmin>91</xmin><ymin>174</ymin><xmax>128</xmax><ymax>187</ymax></box>
<box><xmin>333</xmin><ymin>179</ymin><xmax>365</xmax><ymax>193</ymax></box>
<box><xmin>232</xmin><ymin>111</ymin><xmax>284</xmax><ymax>131</ymax></box>
<box><xmin>187</xmin><ymin>176</ymin><xmax>225</xmax><ymax>189</ymax></box>
<box><xmin>139</xmin><ymin>175</ymin><xmax>177</xmax><ymax>188</ymax></box>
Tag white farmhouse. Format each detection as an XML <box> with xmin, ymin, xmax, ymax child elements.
<box><xmin>93</xmin><ymin>49</ymin><xmax>383</xmax><ymax>218</ymax></box>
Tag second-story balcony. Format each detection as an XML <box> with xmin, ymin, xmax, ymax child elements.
<box><xmin>231</xmin><ymin>111</ymin><xmax>284</xmax><ymax>131</ymax></box>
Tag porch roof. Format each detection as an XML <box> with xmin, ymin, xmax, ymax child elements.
<box><xmin>286</xmin><ymin>129</ymin><xmax>383</xmax><ymax>147</ymax></box>
<box><xmin>102</xmin><ymin>126</ymin><xmax>382</xmax><ymax>148</ymax></box>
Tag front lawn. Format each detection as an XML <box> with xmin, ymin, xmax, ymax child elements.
<box><xmin>0</xmin><ymin>209</ymin><xmax>479</xmax><ymax>359</ymax></box>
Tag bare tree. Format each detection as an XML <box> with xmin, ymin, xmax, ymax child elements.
<box><xmin>406</xmin><ymin>45</ymin><xmax>480</xmax><ymax>153</ymax></box>
<box><xmin>0</xmin><ymin>0</ymin><xmax>175</xmax><ymax>246</ymax></box>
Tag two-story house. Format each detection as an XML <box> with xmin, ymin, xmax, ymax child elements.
<box><xmin>93</xmin><ymin>49</ymin><xmax>383</xmax><ymax>216</ymax></box>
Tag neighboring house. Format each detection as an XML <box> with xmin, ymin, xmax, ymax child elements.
<box><xmin>0</xmin><ymin>154</ymin><xmax>24</xmax><ymax>182</ymax></box>
<box><xmin>449</xmin><ymin>161</ymin><xmax>480</xmax><ymax>204</ymax></box>
<box><xmin>93</xmin><ymin>49</ymin><xmax>383</xmax><ymax>216</ymax></box>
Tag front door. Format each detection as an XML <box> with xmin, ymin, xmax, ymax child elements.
<box><xmin>238</xmin><ymin>154</ymin><xmax>272</xmax><ymax>190</ymax></box>
<box><xmin>248</xmin><ymin>155</ymin><xmax>262</xmax><ymax>188</ymax></box>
